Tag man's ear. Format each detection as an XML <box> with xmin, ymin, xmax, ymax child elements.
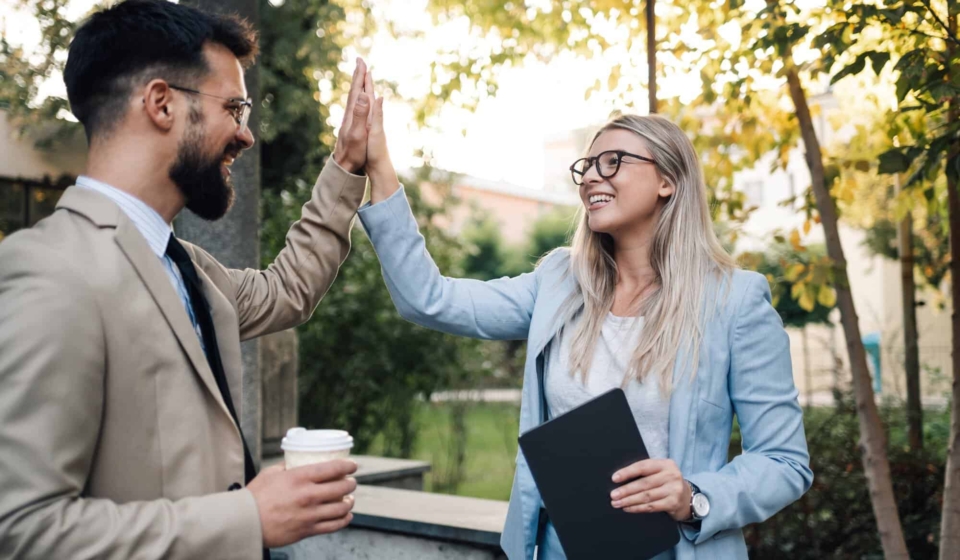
<box><xmin>142</xmin><ymin>79</ymin><xmax>176</xmax><ymax>132</ymax></box>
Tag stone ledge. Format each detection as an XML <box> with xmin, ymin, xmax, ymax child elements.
<box><xmin>350</xmin><ymin>485</ymin><xmax>508</xmax><ymax>548</ymax></box>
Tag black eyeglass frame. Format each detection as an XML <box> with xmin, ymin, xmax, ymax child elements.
<box><xmin>569</xmin><ymin>150</ymin><xmax>657</xmax><ymax>186</ymax></box>
<box><xmin>168</xmin><ymin>84</ymin><xmax>253</xmax><ymax>133</ymax></box>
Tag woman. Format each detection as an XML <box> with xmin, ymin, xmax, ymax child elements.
<box><xmin>358</xmin><ymin>87</ymin><xmax>812</xmax><ymax>559</ymax></box>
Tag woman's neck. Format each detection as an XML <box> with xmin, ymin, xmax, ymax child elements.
<box><xmin>613</xmin><ymin>236</ymin><xmax>656</xmax><ymax>291</ymax></box>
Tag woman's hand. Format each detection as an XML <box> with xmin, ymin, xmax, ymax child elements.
<box><xmin>362</xmin><ymin>69</ymin><xmax>400</xmax><ymax>204</ymax></box>
<box><xmin>610</xmin><ymin>459</ymin><xmax>692</xmax><ymax>521</ymax></box>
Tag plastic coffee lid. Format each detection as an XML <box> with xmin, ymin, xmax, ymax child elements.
<box><xmin>281</xmin><ymin>427</ymin><xmax>354</xmax><ymax>452</ymax></box>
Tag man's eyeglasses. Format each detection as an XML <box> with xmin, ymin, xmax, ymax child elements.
<box><xmin>569</xmin><ymin>150</ymin><xmax>656</xmax><ymax>186</ymax></box>
<box><xmin>168</xmin><ymin>85</ymin><xmax>252</xmax><ymax>134</ymax></box>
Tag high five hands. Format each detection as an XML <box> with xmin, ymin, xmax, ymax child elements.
<box><xmin>330</xmin><ymin>58</ymin><xmax>398</xmax><ymax>203</ymax></box>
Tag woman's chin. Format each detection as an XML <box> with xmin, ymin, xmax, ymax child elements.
<box><xmin>587</xmin><ymin>217</ymin><xmax>615</xmax><ymax>234</ymax></box>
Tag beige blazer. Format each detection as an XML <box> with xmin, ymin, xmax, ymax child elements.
<box><xmin>0</xmin><ymin>160</ymin><xmax>366</xmax><ymax>559</ymax></box>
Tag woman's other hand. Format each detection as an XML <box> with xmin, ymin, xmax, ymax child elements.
<box><xmin>610</xmin><ymin>459</ymin><xmax>692</xmax><ymax>521</ymax></box>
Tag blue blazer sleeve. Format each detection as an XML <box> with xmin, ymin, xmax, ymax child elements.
<box><xmin>358</xmin><ymin>187</ymin><xmax>540</xmax><ymax>341</ymax></box>
<box><xmin>684</xmin><ymin>273</ymin><xmax>813</xmax><ymax>543</ymax></box>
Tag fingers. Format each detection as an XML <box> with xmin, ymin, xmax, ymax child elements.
<box><xmin>295</xmin><ymin>458</ymin><xmax>358</xmax><ymax>483</ymax></box>
<box><xmin>364</xmin><ymin>69</ymin><xmax>376</xmax><ymax>131</ymax></box>
<box><xmin>371</xmin><ymin>97</ymin><xmax>384</xmax><ymax>134</ymax></box>
<box><xmin>310</xmin><ymin>477</ymin><xmax>358</xmax><ymax>505</ymax></box>
<box><xmin>341</xmin><ymin>58</ymin><xmax>367</xmax><ymax>134</ymax></box>
<box><xmin>349</xmin><ymin>94</ymin><xmax>371</xmax><ymax>145</ymax></box>
<box><xmin>312</xmin><ymin>512</ymin><xmax>354</xmax><ymax>535</ymax></box>
<box><xmin>623</xmin><ymin>495</ymin><xmax>678</xmax><ymax>514</ymax></box>
<box><xmin>612</xmin><ymin>458</ymin><xmax>673</xmax><ymax>483</ymax></box>
<box><xmin>613</xmin><ymin>482</ymin><xmax>672</xmax><ymax>509</ymax></box>
<box><xmin>610</xmin><ymin>469</ymin><xmax>672</xmax><ymax>503</ymax></box>
<box><xmin>314</xmin><ymin>494</ymin><xmax>355</xmax><ymax>521</ymax></box>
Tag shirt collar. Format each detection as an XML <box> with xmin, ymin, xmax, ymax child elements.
<box><xmin>75</xmin><ymin>176</ymin><xmax>172</xmax><ymax>258</ymax></box>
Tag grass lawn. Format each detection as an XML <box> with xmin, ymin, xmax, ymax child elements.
<box><xmin>368</xmin><ymin>401</ymin><xmax>521</xmax><ymax>501</ymax></box>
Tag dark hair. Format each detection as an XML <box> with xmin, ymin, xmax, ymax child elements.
<box><xmin>64</xmin><ymin>0</ymin><xmax>258</xmax><ymax>141</ymax></box>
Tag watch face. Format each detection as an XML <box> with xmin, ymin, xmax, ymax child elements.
<box><xmin>693</xmin><ymin>493</ymin><xmax>710</xmax><ymax>517</ymax></box>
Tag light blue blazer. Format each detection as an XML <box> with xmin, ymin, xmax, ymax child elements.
<box><xmin>357</xmin><ymin>188</ymin><xmax>813</xmax><ymax>560</ymax></box>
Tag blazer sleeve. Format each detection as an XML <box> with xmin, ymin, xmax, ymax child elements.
<box><xmin>357</xmin><ymin>187</ymin><xmax>545</xmax><ymax>341</ymax></box>
<box><xmin>682</xmin><ymin>272</ymin><xmax>813</xmax><ymax>543</ymax></box>
<box><xmin>194</xmin><ymin>158</ymin><xmax>368</xmax><ymax>341</ymax></box>
<box><xmin>0</xmin><ymin>238</ymin><xmax>262</xmax><ymax>560</ymax></box>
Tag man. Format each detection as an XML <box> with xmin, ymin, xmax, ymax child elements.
<box><xmin>0</xmin><ymin>1</ymin><xmax>374</xmax><ymax>558</ymax></box>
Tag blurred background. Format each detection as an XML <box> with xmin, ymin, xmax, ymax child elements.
<box><xmin>1</xmin><ymin>0</ymin><xmax>956</xmax><ymax>558</ymax></box>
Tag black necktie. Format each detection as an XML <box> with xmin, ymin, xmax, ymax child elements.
<box><xmin>165</xmin><ymin>235</ymin><xmax>258</xmax><ymax>486</ymax></box>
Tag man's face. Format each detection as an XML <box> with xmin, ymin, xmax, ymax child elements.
<box><xmin>169</xmin><ymin>43</ymin><xmax>254</xmax><ymax>221</ymax></box>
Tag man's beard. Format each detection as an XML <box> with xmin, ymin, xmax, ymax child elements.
<box><xmin>169</xmin><ymin>113</ymin><xmax>238</xmax><ymax>221</ymax></box>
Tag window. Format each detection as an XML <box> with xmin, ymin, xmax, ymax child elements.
<box><xmin>0</xmin><ymin>177</ymin><xmax>70</xmax><ymax>241</ymax></box>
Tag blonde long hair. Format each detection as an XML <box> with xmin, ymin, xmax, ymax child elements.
<box><xmin>555</xmin><ymin>113</ymin><xmax>736</xmax><ymax>393</ymax></box>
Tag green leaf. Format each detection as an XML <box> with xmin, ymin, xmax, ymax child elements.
<box><xmin>866</xmin><ymin>52</ymin><xmax>890</xmax><ymax>74</ymax></box>
<box><xmin>877</xmin><ymin>148</ymin><xmax>912</xmax><ymax>175</ymax></box>
<box><xmin>831</xmin><ymin>52</ymin><xmax>868</xmax><ymax>85</ymax></box>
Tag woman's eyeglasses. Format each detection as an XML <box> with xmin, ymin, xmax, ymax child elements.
<box><xmin>569</xmin><ymin>150</ymin><xmax>656</xmax><ymax>186</ymax></box>
<box><xmin>168</xmin><ymin>84</ymin><xmax>253</xmax><ymax>134</ymax></box>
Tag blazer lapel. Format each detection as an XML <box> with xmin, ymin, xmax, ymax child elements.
<box><xmin>113</xmin><ymin>217</ymin><xmax>237</xmax><ymax>428</ymax></box>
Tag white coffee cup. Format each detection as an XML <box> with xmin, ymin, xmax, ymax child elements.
<box><xmin>281</xmin><ymin>427</ymin><xmax>354</xmax><ymax>469</ymax></box>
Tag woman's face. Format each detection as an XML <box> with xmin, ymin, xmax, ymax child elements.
<box><xmin>578</xmin><ymin>129</ymin><xmax>674</xmax><ymax>238</ymax></box>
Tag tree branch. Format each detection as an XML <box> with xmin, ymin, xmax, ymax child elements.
<box><xmin>919</xmin><ymin>0</ymin><xmax>960</xmax><ymax>46</ymax></box>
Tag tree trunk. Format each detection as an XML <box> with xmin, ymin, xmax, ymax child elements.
<box><xmin>940</xmin><ymin>11</ymin><xmax>960</xmax><ymax>560</ymax></box>
<box><xmin>894</xmin><ymin>174</ymin><xmax>923</xmax><ymax>451</ymax></box>
<box><xmin>784</xmin><ymin>62</ymin><xmax>910</xmax><ymax>559</ymax></box>
<box><xmin>178</xmin><ymin>0</ymin><xmax>262</xmax><ymax>466</ymax></box>
<box><xmin>802</xmin><ymin>325</ymin><xmax>812</xmax><ymax>409</ymax></box>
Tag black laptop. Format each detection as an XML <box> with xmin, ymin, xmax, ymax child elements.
<box><xmin>518</xmin><ymin>388</ymin><xmax>680</xmax><ymax>560</ymax></box>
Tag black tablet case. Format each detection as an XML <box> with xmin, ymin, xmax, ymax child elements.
<box><xmin>518</xmin><ymin>388</ymin><xmax>680</xmax><ymax>560</ymax></box>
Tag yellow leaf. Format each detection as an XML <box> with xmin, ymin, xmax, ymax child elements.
<box><xmin>789</xmin><ymin>229</ymin><xmax>803</xmax><ymax>251</ymax></box>
<box><xmin>791</xmin><ymin>281</ymin><xmax>804</xmax><ymax>300</ymax></box>
<box><xmin>803</xmin><ymin>220</ymin><xmax>811</xmax><ymax>235</ymax></box>
<box><xmin>818</xmin><ymin>285</ymin><xmax>837</xmax><ymax>308</ymax></box>
<box><xmin>799</xmin><ymin>287</ymin><xmax>816</xmax><ymax>312</ymax></box>
<box><xmin>785</xmin><ymin>263</ymin><xmax>805</xmax><ymax>282</ymax></box>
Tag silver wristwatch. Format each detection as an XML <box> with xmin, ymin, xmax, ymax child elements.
<box><xmin>686</xmin><ymin>481</ymin><xmax>710</xmax><ymax>522</ymax></box>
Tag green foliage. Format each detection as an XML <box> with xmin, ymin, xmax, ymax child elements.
<box><xmin>822</xmin><ymin>1</ymin><xmax>959</xmax><ymax>192</ymax></box>
<box><xmin>461</xmin><ymin>204</ymin><xmax>575</xmax><ymax>280</ymax></box>
<box><xmin>0</xmin><ymin>0</ymin><xmax>85</xmax><ymax>145</ymax></box>
<box><xmin>259</xmin><ymin>0</ymin><xmax>355</xmax><ymax>192</ymax></box>
<box><xmin>263</xmin><ymin>170</ymin><xmax>491</xmax><ymax>456</ymax></box>
<box><xmin>460</xmin><ymin>209</ymin><xmax>516</xmax><ymax>280</ymax></box>
<box><xmin>740</xmin><ymin>242</ymin><xmax>836</xmax><ymax>327</ymax></box>
<box><xmin>527</xmin><ymin>206</ymin><xmax>576</xmax><ymax>262</ymax></box>
<box><xmin>739</xmin><ymin>395</ymin><xmax>950</xmax><ymax>559</ymax></box>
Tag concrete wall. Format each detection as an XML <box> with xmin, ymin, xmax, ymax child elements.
<box><xmin>276</xmin><ymin>528</ymin><xmax>504</xmax><ymax>560</ymax></box>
